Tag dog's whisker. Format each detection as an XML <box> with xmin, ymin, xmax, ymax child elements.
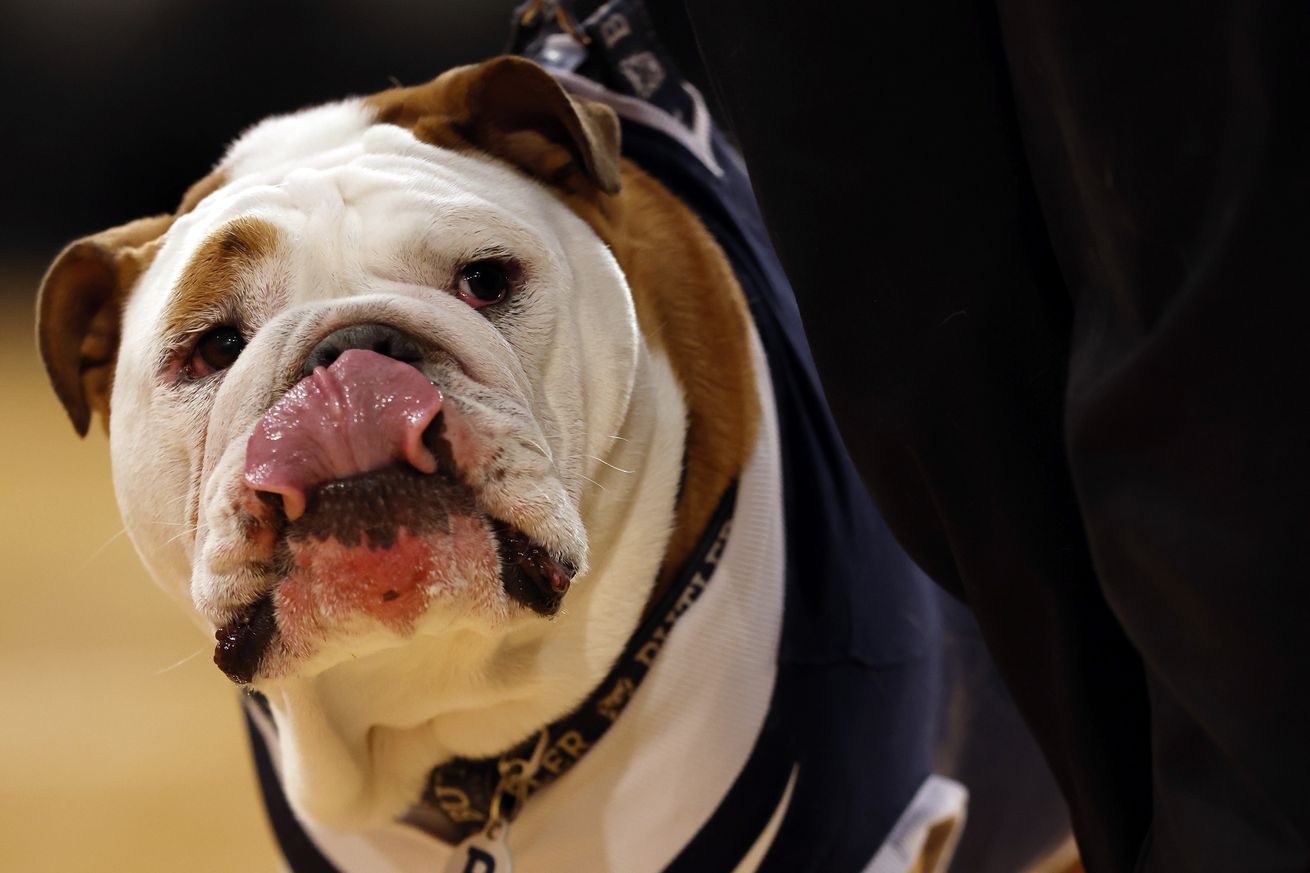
<box><xmin>589</xmin><ymin>456</ymin><xmax>635</xmax><ymax>475</ymax></box>
<box><xmin>77</xmin><ymin>526</ymin><xmax>129</xmax><ymax>571</ymax></box>
<box><xmin>579</xmin><ymin>473</ymin><xmax>607</xmax><ymax>492</ymax></box>
<box><xmin>521</xmin><ymin>437</ymin><xmax>552</xmax><ymax>459</ymax></box>
<box><xmin>153</xmin><ymin>647</ymin><xmax>207</xmax><ymax>676</ymax></box>
<box><xmin>162</xmin><ymin>527</ymin><xmax>198</xmax><ymax>547</ymax></box>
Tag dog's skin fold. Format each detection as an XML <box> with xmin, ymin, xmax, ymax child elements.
<box><xmin>36</xmin><ymin>56</ymin><xmax>758</xmax><ymax>829</ymax></box>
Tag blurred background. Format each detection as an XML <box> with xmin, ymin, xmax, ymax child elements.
<box><xmin>0</xmin><ymin>1</ymin><xmax>713</xmax><ymax>870</ymax></box>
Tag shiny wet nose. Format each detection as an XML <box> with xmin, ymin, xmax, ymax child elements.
<box><xmin>301</xmin><ymin>323</ymin><xmax>424</xmax><ymax>378</ymax></box>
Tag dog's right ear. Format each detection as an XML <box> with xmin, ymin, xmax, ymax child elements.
<box><xmin>36</xmin><ymin>214</ymin><xmax>173</xmax><ymax>436</ymax></box>
<box><xmin>367</xmin><ymin>56</ymin><xmax>622</xmax><ymax>197</ymax></box>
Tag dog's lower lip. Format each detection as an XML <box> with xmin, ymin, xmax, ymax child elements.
<box><xmin>214</xmin><ymin>593</ymin><xmax>277</xmax><ymax>684</ymax></box>
<box><xmin>209</xmin><ymin>513</ymin><xmax>573</xmax><ymax>683</ymax></box>
<box><xmin>216</xmin><ymin>406</ymin><xmax>576</xmax><ymax>680</ymax></box>
<box><xmin>494</xmin><ymin>520</ymin><xmax>576</xmax><ymax>616</ymax></box>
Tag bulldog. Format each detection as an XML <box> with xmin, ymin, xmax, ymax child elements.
<box><xmin>35</xmin><ymin>11</ymin><xmax>1078</xmax><ymax>872</ymax></box>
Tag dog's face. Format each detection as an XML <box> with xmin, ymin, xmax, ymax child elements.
<box><xmin>38</xmin><ymin>58</ymin><xmax>694</xmax><ymax>825</ymax></box>
<box><xmin>120</xmin><ymin>114</ymin><xmax>624</xmax><ymax>667</ymax></box>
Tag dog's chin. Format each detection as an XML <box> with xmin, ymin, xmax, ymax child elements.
<box><xmin>211</xmin><ymin>466</ymin><xmax>577</xmax><ymax>685</ymax></box>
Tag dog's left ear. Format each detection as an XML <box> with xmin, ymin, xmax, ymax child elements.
<box><xmin>368</xmin><ymin>56</ymin><xmax>622</xmax><ymax>195</ymax></box>
<box><xmin>36</xmin><ymin>214</ymin><xmax>173</xmax><ymax>436</ymax></box>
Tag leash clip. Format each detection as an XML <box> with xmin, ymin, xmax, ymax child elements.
<box><xmin>441</xmin><ymin>730</ymin><xmax>547</xmax><ymax>873</ymax></box>
<box><xmin>518</xmin><ymin>0</ymin><xmax>591</xmax><ymax>45</ymax></box>
<box><xmin>487</xmin><ymin>728</ymin><xmax>549</xmax><ymax>829</ymax></box>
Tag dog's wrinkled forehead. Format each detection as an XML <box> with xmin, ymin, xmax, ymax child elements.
<box><xmin>219</xmin><ymin>100</ymin><xmax>564</xmax><ymax>210</ymax></box>
<box><xmin>156</xmin><ymin>102</ymin><xmax>569</xmax><ymax>307</ymax></box>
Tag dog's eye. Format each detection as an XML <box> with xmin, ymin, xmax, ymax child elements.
<box><xmin>188</xmin><ymin>326</ymin><xmax>246</xmax><ymax>378</ymax></box>
<box><xmin>456</xmin><ymin>260</ymin><xmax>510</xmax><ymax>308</ymax></box>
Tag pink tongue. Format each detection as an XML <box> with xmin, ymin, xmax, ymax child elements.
<box><xmin>243</xmin><ymin>349</ymin><xmax>443</xmax><ymax>520</ymax></box>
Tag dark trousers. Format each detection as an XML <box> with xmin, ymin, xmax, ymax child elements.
<box><xmin>669</xmin><ymin>2</ymin><xmax>1310</xmax><ymax>871</ymax></box>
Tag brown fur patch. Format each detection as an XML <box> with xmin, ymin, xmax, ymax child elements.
<box><xmin>37</xmin><ymin>168</ymin><xmax>230</xmax><ymax>437</ymax></box>
<box><xmin>564</xmin><ymin>161</ymin><xmax>759</xmax><ymax>597</ymax></box>
<box><xmin>37</xmin><ymin>214</ymin><xmax>174</xmax><ymax>435</ymax></box>
<box><xmin>162</xmin><ymin>217</ymin><xmax>279</xmax><ymax>341</ymax></box>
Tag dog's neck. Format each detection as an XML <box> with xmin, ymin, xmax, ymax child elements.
<box><xmin>251</xmin><ymin>332</ymin><xmax>785</xmax><ymax>871</ymax></box>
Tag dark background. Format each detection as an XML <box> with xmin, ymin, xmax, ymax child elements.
<box><xmin>0</xmin><ymin>0</ymin><xmax>525</xmax><ymax>275</ymax></box>
<box><xmin>0</xmin><ymin>0</ymin><xmax>719</xmax><ymax>279</ymax></box>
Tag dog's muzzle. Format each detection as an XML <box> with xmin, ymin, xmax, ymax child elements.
<box><xmin>212</xmin><ymin>324</ymin><xmax>576</xmax><ymax>685</ymax></box>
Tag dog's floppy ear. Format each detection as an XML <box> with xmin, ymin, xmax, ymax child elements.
<box><xmin>368</xmin><ymin>56</ymin><xmax>622</xmax><ymax>195</ymax></box>
<box><xmin>36</xmin><ymin>214</ymin><xmax>173</xmax><ymax>436</ymax></box>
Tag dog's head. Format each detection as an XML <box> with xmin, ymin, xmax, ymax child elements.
<box><xmin>37</xmin><ymin>56</ymin><xmax>756</xmax><ymax>828</ymax></box>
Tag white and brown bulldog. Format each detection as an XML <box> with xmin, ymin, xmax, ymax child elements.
<box><xmin>36</xmin><ymin>47</ymin><xmax>1076</xmax><ymax>873</ymax></box>
<box><xmin>37</xmin><ymin>53</ymin><xmax>776</xmax><ymax>863</ymax></box>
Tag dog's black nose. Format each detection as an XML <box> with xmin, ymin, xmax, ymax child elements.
<box><xmin>302</xmin><ymin>323</ymin><xmax>424</xmax><ymax>377</ymax></box>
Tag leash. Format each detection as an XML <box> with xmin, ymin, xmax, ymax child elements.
<box><xmin>427</xmin><ymin>483</ymin><xmax>737</xmax><ymax>870</ymax></box>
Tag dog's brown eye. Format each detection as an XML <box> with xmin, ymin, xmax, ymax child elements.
<box><xmin>456</xmin><ymin>260</ymin><xmax>510</xmax><ymax>308</ymax></box>
<box><xmin>189</xmin><ymin>326</ymin><xmax>246</xmax><ymax>378</ymax></box>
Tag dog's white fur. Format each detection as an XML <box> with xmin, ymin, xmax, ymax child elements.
<box><xmin>110</xmin><ymin>101</ymin><xmax>691</xmax><ymax>828</ymax></box>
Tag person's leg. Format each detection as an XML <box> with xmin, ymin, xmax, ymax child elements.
<box><xmin>1000</xmin><ymin>3</ymin><xmax>1310</xmax><ymax>869</ymax></box>
<box><xmin>679</xmin><ymin>1</ymin><xmax>1151</xmax><ymax>870</ymax></box>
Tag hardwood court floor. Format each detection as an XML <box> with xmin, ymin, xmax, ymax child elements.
<box><xmin>0</xmin><ymin>274</ymin><xmax>280</xmax><ymax>873</ymax></box>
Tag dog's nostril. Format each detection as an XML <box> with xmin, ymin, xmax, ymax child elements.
<box><xmin>302</xmin><ymin>323</ymin><xmax>424</xmax><ymax>377</ymax></box>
